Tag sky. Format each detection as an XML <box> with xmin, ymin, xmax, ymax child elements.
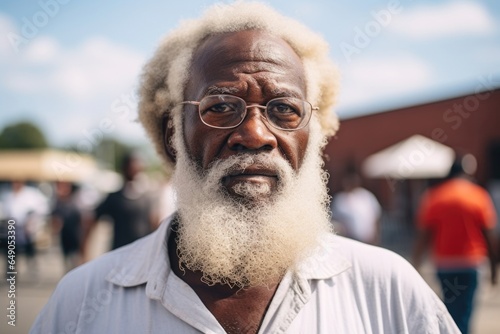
<box><xmin>1</xmin><ymin>0</ymin><xmax>499</xmax><ymax>149</ymax></box>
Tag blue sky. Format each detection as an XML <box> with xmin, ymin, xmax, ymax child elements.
<box><xmin>1</xmin><ymin>0</ymin><xmax>499</xmax><ymax>148</ymax></box>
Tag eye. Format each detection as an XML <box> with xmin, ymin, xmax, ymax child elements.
<box><xmin>272</xmin><ymin>103</ymin><xmax>297</xmax><ymax>114</ymax></box>
<box><xmin>268</xmin><ymin>99</ymin><xmax>303</xmax><ymax>118</ymax></box>
<box><xmin>203</xmin><ymin>102</ymin><xmax>238</xmax><ymax>115</ymax></box>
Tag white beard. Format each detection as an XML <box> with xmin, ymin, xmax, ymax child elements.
<box><xmin>171</xmin><ymin>118</ymin><xmax>332</xmax><ymax>288</ymax></box>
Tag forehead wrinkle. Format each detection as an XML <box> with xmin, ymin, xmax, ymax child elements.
<box><xmin>204</xmin><ymin>80</ymin><xmax>303</xmax><ymax>101</ymax></box>
<box><xmin>193</xmin><ymin>33</ymin><xmax>298</xmax><ymax>75</ymax></box>
<box><xmin>189</xmin><ymin>31</ymin><xmax>307</xmax><ymax>101</ymax></box>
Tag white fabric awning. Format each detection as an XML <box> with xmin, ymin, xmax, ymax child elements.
<box><xmin>362</xmin><ymin>135</ymin><xmax>455</xmax><ymax>179</ymax></box>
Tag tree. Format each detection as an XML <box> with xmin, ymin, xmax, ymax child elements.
<box><xmin>0</xmin><ymin>121</ymin><xmax>48</xmax><ymax>150</ymax></box>
<box><xmin>93</xmin><ymin>137</ymin><xmax>134</xmax><ymax>172</ymax></box>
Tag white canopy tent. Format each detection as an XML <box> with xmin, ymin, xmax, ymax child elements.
<box><xmin>362</xmin><ymin>135</ymin><xmax>455</xmax><ymax>179</ymax></box>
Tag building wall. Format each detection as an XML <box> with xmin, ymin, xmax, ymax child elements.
<box><xmin>324</xmin><ymin>88</ymin><xmax>500</xmax><ymax>208</ymax></box>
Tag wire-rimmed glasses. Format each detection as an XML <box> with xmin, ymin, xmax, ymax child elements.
<box><xmin>179</xmin><ymin>94</ymin><xmax>317</xmax><ymax>131</ymax></box>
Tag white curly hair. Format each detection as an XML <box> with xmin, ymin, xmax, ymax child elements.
<box><xmin>138</xmin><ymin>1</ymin><xmax>340</xmax><ymax>172</ymax></box>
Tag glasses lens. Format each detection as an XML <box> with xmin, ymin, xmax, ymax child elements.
<box><xmin>266</xmin><ymin>97</ymin><xmax>310</xmax><ymax>130</ymax></box>
<box><xmin>199</xmin><ymin>95</ymin><xmax>245</xmax><ymax>128</ymax></box>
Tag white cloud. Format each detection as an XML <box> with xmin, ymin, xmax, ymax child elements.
<box><xmin>51</xmin><ymin>37</ymin><xmax>144</xmax><ymax>100</ymax></box>
<box><xmin>23</xmin><ymin>36</ymin><xmax>60</xmax><ymax>64</ymax></box>
<box><xmin>390</xmin><ymin>1</ymin><xmax>496</xmax><ymax>39</ymax></box>
<box><xmin>338</xmin><ymin>56</ymin><xmax>433</xmax><ymax>110</ymax></box>
<box><xmin>3</xmin><ymin>35</ymin><xmax>145</xmax><ymax>100</ymax></box>
<box><xmin>0</xmin><ymin>12</ymin><xmax>146</xmax><ymax>146</ymax></box>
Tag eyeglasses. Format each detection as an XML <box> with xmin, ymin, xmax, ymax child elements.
<box><xmin>179</xmin><ymin>94</ymin><xmax>317</xmax><ymax>131</ymax></box>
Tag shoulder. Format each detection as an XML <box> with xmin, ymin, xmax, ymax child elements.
<box><xmin>30</xmin><ymin>242</ymin><xmax>142</xmax><ymax>333</ymax></box>
<box><xmin>44</xmin><ymin>244</ymin><xmax>134</xmax><ymax>303</ymax></box>
<box><xmin>333</xmin><ymin>236</ymin><xmax>414</xmax><ymax>278</ymax></box>
<box><xmin>104</xmin><ymin>190</ymin><xmax>122</xmax><ymax>201</ymax></box>
<box><xmin>322</xmin><ymin>236</ymin><xmax>459</xmax><ymax>333</ymax></box>
<box><xmin>30</xmin><ymin>220</ymin><xmax>173</xmax><ymax>333</ymax></box>
<box><xmin>304</xmin><ymin>235</ymin><xmax>424</xmax><ymax>287</ymax></box>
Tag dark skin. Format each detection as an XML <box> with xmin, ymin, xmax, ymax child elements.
<box><xmin>165</xmin><ymin>30</ymin><xmax>311</xmax><ymax>333</ymax></box>
<box><xmin>168</xmin><ymin>228</ymin><xmax>278</xmax><ymax>334</ymax></box>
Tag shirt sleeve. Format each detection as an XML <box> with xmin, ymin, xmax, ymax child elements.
<box><xmin>94</xmin><ymin>194</ymin><xmax>111</xmax><ymax>220</ymax></box>
<box><xmin>30</xmin><ymin>270</ymin><xmax>85</xmax><ymax>333</ymax></box>
<box><xmin>385</xmin><ymin>251</ymin><xmax>461</xmax><ymax>333</ymax></box>
<box><xmin>478</xmin><ymin>189</ymin><xmax>497</xmax><ymax>229</ymax></box>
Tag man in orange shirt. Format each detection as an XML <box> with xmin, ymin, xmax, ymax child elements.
<box><xmin>413</xmin><ymin>158</ymin><xmax>498</xmax><ymax>334</ymax></box>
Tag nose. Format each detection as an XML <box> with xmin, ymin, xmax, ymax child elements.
<box><xmin>227</xmin><ymin>108</ymin><xmax>278</xmax><ymax>152</ymax></box>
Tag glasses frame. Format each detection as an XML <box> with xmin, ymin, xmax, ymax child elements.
<box><xmin>179</xmin><ymin>94</ymin><xmax>318</xmax><ymax>131</ymax></box>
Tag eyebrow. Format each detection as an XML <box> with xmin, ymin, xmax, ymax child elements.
<box><xmin>205</xmin><ymin>86</ymin><xmax>239</xmax><ymax>95</ymax></box>
<box><xmin>269</xmin><ymin>87</ymin><xmax>303</xmax><ymax>99</ymax></box>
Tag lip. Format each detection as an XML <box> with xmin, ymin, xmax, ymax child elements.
<box><xmin>225</xmin><ymin>175</ymin><xmax>277</xmax><ymax>184</ymax></box>
<box><xmin>226</xmin><ymin>166</ymin><xmax>278</xmax><ymax>178</ymax></box>
<box><xmin>222</xmin><ymin>166</ymin><xmax>279</xmax><ymax>194</ymax></box>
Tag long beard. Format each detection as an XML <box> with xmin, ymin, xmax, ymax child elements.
<box><xmin>171</xmin><ymin>120</ymin><xmax>332</xmax><ymax>288</ymax></box>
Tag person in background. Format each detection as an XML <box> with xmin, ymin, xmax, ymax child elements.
<box><xmin>51</xmin><ymin>181</ymin><xmax>83</xmax><ymax>272</ymax></box>
<box><xmin>32</xmin><ymin>2</ymin><xmax>459</xmax><ymax>333</ymax></box>
<box><xmin>83</xmin><ymin>152</ymin><xmax>156</xmax><ymax>253</ymax></box>
<box><xmin>412</xmin><ymin>157</ymin><xmax>498</xmax><ymax>334</ymax></box>
<box><xmin>0</xmin><ymin>180</ymin><xmax>49</xmax><ymax>278</ymax></box>
<box><xmin>331</xmin><ymin>168</ymin><xmax>382</xmax><ymax>245</ymax></box>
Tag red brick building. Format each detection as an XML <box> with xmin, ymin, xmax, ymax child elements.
<box><xmin>324</xmin><ymin>88</ymin><xmax>500</xmax><ymax>221</ymax></box>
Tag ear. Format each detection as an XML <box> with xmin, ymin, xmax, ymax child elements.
<box><xmin>162</xmin><ymin>116</ymin><xmax>177</xmax><ymax>163</ymax></box>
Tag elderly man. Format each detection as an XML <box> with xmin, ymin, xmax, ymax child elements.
<box><xmin>31</xmin><ymin>2</ymin><xmax>459</xmax><ymax>333</ymax></box>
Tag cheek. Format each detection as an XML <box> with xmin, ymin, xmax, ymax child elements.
<box><xmin>183</xmin><ymin>115</ymin><xmax>229</xmax><ymax>168</ymax></box>
<box><xmin>182</xmin><ymin>112</ymin><xmax>202</xmax><ymax>161</ymax></box>
<box><xmin>278</xmin><ymin>129</ymin><xmax>309</xmax><ymax>170</ymax></box>
<box><xmin>296</xmin><ymin>130</ymin><xmax>310</xmax><ymax>167</ymax></box>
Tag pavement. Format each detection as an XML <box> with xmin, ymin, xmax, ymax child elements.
<box><xmin>1</xmin><ymin>222</ymin><xmax>499</xmax><ymax>334</ymax></box>
<box><xmin>419</xmin><ymin>265</ymin><xmax>500</xmax><ymax>334</ymax></box>
<box><xmin>0</xmin><ymin>222</ymin><xmax>112</xmax><ymax>334</ymax></box>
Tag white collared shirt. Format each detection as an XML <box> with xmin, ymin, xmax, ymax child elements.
<box><xmin>31</xmin><ymin>216</ymin><xmax>459</xmax><ymax>334</ymax></box>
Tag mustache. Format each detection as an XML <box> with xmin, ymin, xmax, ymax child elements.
<box><xmin>204</xmin><ymin>153</ymin><xmax>294</xmax><ymax>184</ymax></box>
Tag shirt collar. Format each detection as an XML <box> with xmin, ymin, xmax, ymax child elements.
<box><xmin>106</xmin><ymin>215</ymin><xmax>351</xmax><ymax>290</ymax></box>
<box><xmin>105</xmin><ymin>215</ymin><xmax>175</xmax><ymax>291</ymax></box>
<box><xmin>296</xmin><ymin>234</ymin><xmax>352</xmax><ymax>280</ymax></box>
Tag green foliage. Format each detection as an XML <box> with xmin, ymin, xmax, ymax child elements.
<box><xmin>93</xmin><ymin>137</ymin><xmax>134</xmax><ymax>172</ymax></box>
<box><xmin>0</xmin><ymin>121</ymin><xmax>48</xmax><ymax>149</ymax></box>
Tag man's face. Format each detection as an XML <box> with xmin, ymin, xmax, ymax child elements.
<box><xmin>123</xmin><ymin>157</ymin><xmax>144</xmax><ymax>181</ymax></box>
<box><xmin>169</xmin><ymin>30</ymin><xmax>332</xmax><ymax>288</ymax></box>
<box><xmin>181</xmin><ymin>30</ymin><xmax>310</xmax><ymax>199</ymax></box>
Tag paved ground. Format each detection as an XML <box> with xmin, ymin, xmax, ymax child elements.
<box><xmin>419</xmin><ymin>264</ymin><xmax>500</xmax><ymax>334</ymax></box>
<box><xmin>0</xmin><ymin>222</ymin><xmax>111</xmax><ymax>334</ymax></box>
<box><xmin>1</xmin><ymin>222</ymin><xmax>499</xmax><ymax>333</ymax></box>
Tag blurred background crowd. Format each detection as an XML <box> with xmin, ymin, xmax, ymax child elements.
<box><xmin>0</xmin><ymin>140</ymin><xmax>177</xmax><ymax>275</ymax></box>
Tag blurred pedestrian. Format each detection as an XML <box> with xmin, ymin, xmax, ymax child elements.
<box><xmin>331</xmin><ymin>168</ymin><xmax>382</xmax><ymax>245</ymax></box>
<box><xmin>412</xmin><ymin>158</ymin><xmax>498</xmax><ymax>334</ymax></box>
<box><xmin>83</xmin><ymin>152</ymin><xmax>156</xmax><ymax>254</ymax></box>
<box><xmin>0</xmin><ymin>180</ymin><xmax>49</xmax><ymax>278</ymax></box>
<box><xmin>51</xmin><ymin>181</ymin><xmax>83</xmax><ymax>272</ymax></box>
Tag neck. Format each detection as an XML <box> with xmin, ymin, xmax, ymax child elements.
<box><xmin>168</xmin><ymin>226</ymin><xmax>279</xmax><ymax>295</ymax></box>
<box><xmin>167</xmin><ymin>225</ymin><xmax>279</xmax><ymax>334</ymax></box>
